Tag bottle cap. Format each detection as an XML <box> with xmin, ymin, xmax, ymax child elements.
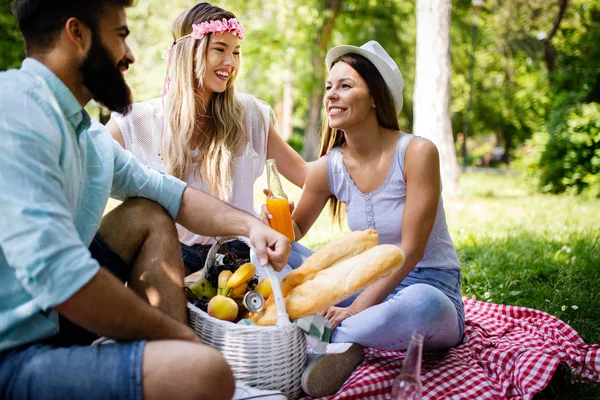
<box><xmin>243</xmin><ymin>290</ymin><xmax>265</xmax><ymax>312</ymax></box>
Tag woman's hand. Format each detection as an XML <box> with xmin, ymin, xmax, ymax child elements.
<box><xmin>320</xmin><ymin>306</ymin><xmax>358</xmax><ymax>330</ymax></box>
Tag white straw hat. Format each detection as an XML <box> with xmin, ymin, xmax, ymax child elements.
<box><xmin>325</xmin><ymin>40</ymin><xmax>404</xmax><ymax>114</ymax></box>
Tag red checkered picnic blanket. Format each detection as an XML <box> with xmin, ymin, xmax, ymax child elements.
<box><xmin>306</xmin><ymin>297</ymin><xmax>600</xmax><ymax>400</ymax></box>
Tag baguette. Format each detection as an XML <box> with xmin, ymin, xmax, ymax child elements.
<box><xmin>253</xmin><ymin>229</ymin><xmax>378</xmax><ymax>325</ymax></box>
<box><xmin>279</xmin><ymin>229</ymin><xmax>379</xmax><ymax>297</ymax></box>
<box><xmin>252</xmin><ymin>244</ymin><xmax>405</xmax><ymax>326</ymax></box>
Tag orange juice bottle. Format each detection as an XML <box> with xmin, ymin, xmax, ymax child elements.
<box><xmin>265</xmin><ymin>159</ymin><xmax>295</xmax><ymax>242</ymax></box>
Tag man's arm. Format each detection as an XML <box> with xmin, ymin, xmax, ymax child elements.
<box><xmin>176</xmin><ymin>188</ymin><xmax>291</xmax><ymax>270</ymax></box>
<box><xmin>55</xmin><ymin>268</ymin><xmax>199</xmax><ymax>342</ymax></box>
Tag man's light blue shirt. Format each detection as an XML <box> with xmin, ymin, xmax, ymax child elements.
<box><xmin>0</xmin><ymin>58</ymin><xmax>187</xmax><ymax>352</ymax></box>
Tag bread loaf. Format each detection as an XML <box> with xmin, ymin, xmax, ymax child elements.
<box><xmin>279</xmin><ymin>229</ymin><xmax>379</xmax><ymax>297</ymax></box>
<box><xmin>252</xmin><ymin>229</ymin><xmax>378</xmax><ymax>326</ymax></box>
<box><xmin>252</xmin><ymin>242</ymin><xmax>405</xmax><ymax>326</ymax></box>
<box><xmin>285</xmin><ymin>244</ymin><xmax>405</xmax><ymax>318</ymax></box>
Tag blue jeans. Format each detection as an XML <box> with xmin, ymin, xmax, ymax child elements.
<box><xmin>332</xmin><ymin>268</ymin><xmax>464</xmax><ymax>351</ymax></box>
<box><xmin>0</xmin><ymin>233</ymin><xmax>146</xmax><ymax>399</ymax></box>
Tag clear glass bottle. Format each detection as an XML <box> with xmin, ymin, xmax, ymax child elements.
<box><xmin>390</xmin><ymin>333</ymin><xmax>424</xmax><ymax>400</ymax></box>
<box><xmin>265</xmin><ymin>159</ymin><xmax>295</xmax><ymax>242</ymax></box>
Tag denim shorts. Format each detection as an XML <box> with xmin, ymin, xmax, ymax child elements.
<box><xmin>0</xmin><ymin>341</ymin><xmax>145</xmax><ymax>400</ymax></box>
<box><xmin>0</xmin><ymin>233</ymin><xmax>146</xmax><ymax>400</ymax></box>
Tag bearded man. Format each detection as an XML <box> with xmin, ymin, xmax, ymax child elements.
<box><xmin>0</xmin><ymin>1</ymin><xmax>291</xmax><ymax>399</ymax></box>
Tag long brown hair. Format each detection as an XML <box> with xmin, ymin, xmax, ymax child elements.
<box><xmin>320</xmin><ymin>53</ymin><xmax>400</xmax><ymax>225</ymax></box>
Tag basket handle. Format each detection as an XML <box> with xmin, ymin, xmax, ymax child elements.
<box><xmin>204</xmin><ymin>236</ymin><xmax>293</xmax><ymax>327</ymax></box>
<box><xmin>198</xmin><ymin>237</ymin><xmax>228</xmax><ymax>280</ymax></box>
<box><xmin>248</xmin><ymin>245</ymin><xmax>293</xmax><ymax>328</ymax></box>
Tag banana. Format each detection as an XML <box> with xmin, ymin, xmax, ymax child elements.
<box><xmin>188</xmin><ymin>277</ymin><xmax>217</xmax><ymax>299</ymax></box>
<box><xmin>230</xmin><ymin>283</ymin><xmax>248</xmax><ymax>299</ymax></box>
<box><xmin>218</xmin><ymin>270</ymin><xmax>233</xmax><ymax>296</ymax></box>
<box><xmin>255</xmin><ymin>278</ymin><xmax>272</xmax><ymax>300</ymax></box>
<box><xmin>226</xmin><ymin>263</ymin><xmax>256</xmax><ymax>292</ymax></box>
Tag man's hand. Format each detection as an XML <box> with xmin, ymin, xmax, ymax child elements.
<box><xmin>247</xmin><ymin>221</ymin><xmax>291</xmax><ymax>271</ymax></box>
<box><xmin>177</xmin><ymin>188</ymin><xmax>291</xmax><ymax>270</ymax></box>
<box><xmin>320</xmin><ymin>306</ymin><xmax>358</xmax><ymax>330</ymax></box>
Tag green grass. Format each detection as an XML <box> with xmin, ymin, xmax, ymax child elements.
<box><xmin>445</xmin><ymin>171</ymin><xmax>600</xmax><ymax>345</ymax></box>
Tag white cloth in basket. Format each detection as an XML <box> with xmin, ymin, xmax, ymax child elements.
<box><xmin>238</xmin><ymin>314</ymin><xmax>332</xmax><ymax>354</ymax></box>
<box><xmin>234</xmin><ymin>380</ymin><xmax>286</xmax><ymax>400</ymax></box>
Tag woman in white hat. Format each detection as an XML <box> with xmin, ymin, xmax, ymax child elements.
<box><xmin>286</xmin><ymin>41</ymin><xmax>464</xmax><ymax>396</ymax></box>
<box><xmin>107</xmin><ymin>2</ymin><xmax>312</xmax><ymax>277</ymax></box>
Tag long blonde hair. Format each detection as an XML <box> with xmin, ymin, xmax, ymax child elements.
<box><xmin>162</xmin><ymin>2</ymin><xmax>246</xmax><ymax>201</ymax></box>
<box><xmin>320</xmin><ymin>53</ymin><xmax>400</xmax><ymax>226</ymax></box>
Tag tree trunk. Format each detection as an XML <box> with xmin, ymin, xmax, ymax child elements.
<box><xmin>302</xmin><ymin>0</ymin><xmax>343</xmax><ymax>161</ymax></box>
<box><xmin>281</xmin><ymin>56</ymin><xmax>294</xmax><ymax>141</ymax></box>
<box><xmin>543</xmin><ymin>0</ymin><xmax>569</xmax><ymax>74</ymax></box>
<box><xmin>413</xmin><ymin>0</ymin><xmax>461</xmax><ymax>198</ymax></box>
<box><xmin>274</xmin><ymin>57</ymin><xmax>294</xmax><ymax>141</ymax></box>
<box><xmin>303</xmin><ymin>59</ymin><xmax>326</xmax><ymax>160</ymax></box>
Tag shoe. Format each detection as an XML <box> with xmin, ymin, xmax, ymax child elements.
<box><xmin>232</xmin><ymin>379</ymin><xmax>288</xmax><ymax>400</ymax></box>
<box><xmin>301</xmin><ymin>343</ymin><xmax>364</xmax><ymax>397</ymax></box>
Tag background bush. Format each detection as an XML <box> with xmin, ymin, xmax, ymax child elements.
<box><xmin>538</xmin><ymin>103</ymin><xmax>600</xmax><ymax>197</ymax></box>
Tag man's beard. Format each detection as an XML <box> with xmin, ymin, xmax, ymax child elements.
<box><xmin>80</xmin><ymin>34</ymin><xmax>133</xmax><ymax>115</ymax></box>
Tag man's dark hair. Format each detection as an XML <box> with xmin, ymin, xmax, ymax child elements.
<box><xmin>11</xmin><ymin>0</ymin><xmax>134</xmax><ymax>54</ymax></box>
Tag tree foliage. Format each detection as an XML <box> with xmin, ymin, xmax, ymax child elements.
<box><xmin>0</xmin><ymin>0</ymin><xmax>24</xmax><ymax>70</ymax></box>
<box><xmin>1</xmin><ymin>0</ymin><xmax>599</xmax><ymax>197</ymax></box>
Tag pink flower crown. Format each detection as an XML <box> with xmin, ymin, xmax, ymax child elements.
<box><xmin>161</xmin><ymin>17</ymin><xmax>244</xmax><ymax>97</ymax></box>
<box><xmin>191</xmin><ymin>18</ymin><xmax>245</xmax><ymax>41</ymax></box>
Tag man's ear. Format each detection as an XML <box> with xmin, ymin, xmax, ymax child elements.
<box><xmin>64</xmin><ymin>17</ymin><xmax>92</xmax><ymax>53</ymax></box>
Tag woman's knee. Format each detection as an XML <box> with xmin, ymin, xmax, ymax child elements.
<box><xmin>401</xmin><ymin>284</ymin><xmax>461</xmax><ymax>350</ymax></box>
<box><xmin>401</xmin><ymin>284</ymin><xmax>456</xmax><ymax>319</ymax></box>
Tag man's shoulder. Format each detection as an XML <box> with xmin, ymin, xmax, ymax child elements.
<box><xmin>0</xmin><ymin>67</ymin><xmax>47</xmax><ymax>95</ymax></box>
<box><xmin>0</xmin><ymin>67</ymin><xmax>57</xmax><ymax>116</ymax></box>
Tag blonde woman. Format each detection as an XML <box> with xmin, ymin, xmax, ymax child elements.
<box><xmin>108</xmin><ymin>2</ymin><xmax>311</xmax><ymax>276</ymax></box>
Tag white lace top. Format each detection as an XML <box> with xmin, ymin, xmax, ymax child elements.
<box><xmin>111</xmin><ymin>93</ymin><xmax>271</xmax><ymax>245</ymax></box>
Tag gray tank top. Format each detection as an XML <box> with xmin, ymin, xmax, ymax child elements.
<box><xmin>327</xmin><ymin>133</ymin><xmax>460</xmax><ymax>270</ymax></box>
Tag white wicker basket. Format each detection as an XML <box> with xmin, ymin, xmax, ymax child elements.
<box><xmin>187</xmin><ymin>236</ymin><xmax>307</xmax><ymax>399</ymax></box>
